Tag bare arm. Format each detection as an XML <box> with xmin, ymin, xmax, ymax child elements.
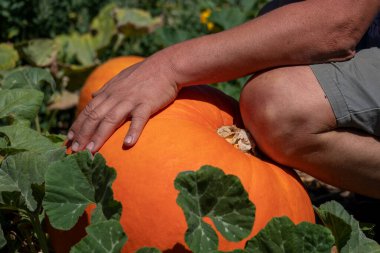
<box><xmin>165</xmin><ymin>0</ymin><xmax>380</xmax><ymax>86</ymax></box>
<box><xmin>68</xmin><ymin>0</ymin><xmax>380</xmax><ymax>152</ymax></box>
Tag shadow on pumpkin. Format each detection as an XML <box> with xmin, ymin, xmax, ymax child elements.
<box><xmin>163</xmin><ymin>243</ymin><xmax>191</xmax><ymax>253</ymax></box>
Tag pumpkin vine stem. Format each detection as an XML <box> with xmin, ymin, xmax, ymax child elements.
<box><xmin>34</xmin><ymin>116</ymin><xmax>41</xmax><ymax>133</ymax></box>
<box><xmin>28</xmin><ymin>212</ymin><xmax>49</xmax><ymax>253</ymax></box>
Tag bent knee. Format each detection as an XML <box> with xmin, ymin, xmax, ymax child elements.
<box><xmin>240</xmin><ymin>66</ymin><xmax>336</xmax><ymax>162</ymax></box>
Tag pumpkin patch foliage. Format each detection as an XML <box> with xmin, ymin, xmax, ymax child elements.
<box><xmin>1</xmin><ymin>1</ymin><xmax>380</xmax><ymax>252</ymax></box>
<box><xmin>0</xmin><ymin>67</ymin><xmax>378</xmax><ymax>253</ymax></box>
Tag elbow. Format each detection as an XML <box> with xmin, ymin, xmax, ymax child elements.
<box><xmin>321</xmin><ymin>38</ymin><xmax>357</xmax><ymax>62</ymax></box>
<box><xmin>319</xmin><ymin>14</ymin><xmax>365</xmax><ymax>62</ymax></box>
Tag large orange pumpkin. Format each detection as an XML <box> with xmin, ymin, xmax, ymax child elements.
<box><xmin>51</xmin><ymin>57</ymin><xmax>314</xmax><ymax>252</ymax></box>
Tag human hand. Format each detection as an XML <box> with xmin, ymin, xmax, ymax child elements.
<box><xmin>67</xmin><ymin>53</ymin><xmax>179</xmax><ymax>153</ymax></box>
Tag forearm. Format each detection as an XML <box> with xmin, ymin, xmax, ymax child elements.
<box><xmin>161</xmin><ymin>0</ymin><xmax>380</xmax><ymax>86</ymax></box>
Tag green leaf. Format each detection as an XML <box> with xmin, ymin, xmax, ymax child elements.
<box><xmin>245</xmin><ymin>217</ymin><xmax>334</xmax><ymax>253</ymax></box>
<box><xmin>0</xmin><ymin>152</ymin><xmax>52</xmax><ymax>211</ymax></box>
<box><xmin>217</xmin><ymin>250</ymin><xmax>246</xmax><ymax>253</ymax></box>
<box><xmin>76</xmin><ymin>152</ymin><xmax>122</xmax><ymax>221</ymax></box>
<box><xmin>116</xmin><ymin>8</ymin><xmax>162</xmax><ymax>37</ymax></box>
<box><xmin>70</xmin><ymin>220</ymin><xmax>127</xmax><ymax>253</ymax></box>
<box><xmin>18</xmin><ymin>39</ymin><xmax>57</xmax><ymax>67</ymax></box>
<box><xmin>210</xmin><ymin>7</ymin><xmax>247</xmax><ymax>30</ymax></box>
<box><xmin>55</xmin><ymin>33</ymin><xmax>97</xmax><ymax>67</ymax></box>
<box><xmin>43</xmin><ymin>154</ymin><xmax>94</xmax><ymax>230</ymax></box>
<box><xmin>2</xmin><ymin>67</ymin><xmax>55</xmax><ymax>90</ymax></box>
<box><xmin>43</xmin><ymin>151</ymin><xmax>121</xmax><ymax>230</ymax></box>
<box><xmin>174</xmin><ymin>165</ymin><xmax>255</xmax><ymax>253</ymax></box>
<box><xmin>316</xmin><ymin>201</ymin><xmax>380</xmax><ymax>253</ymax></box>
<box><xmin>90</xmin><ymin>3</ymin><xmax>117</xmax><ymax>51</ymax></box>
<box><xmin>42</xmin><ymin>133</ymin><xmax>66</xmax><ymax>145</ymax></box>
<box><xmin>154</xmin><ymin>27</ymin><xmax>191</xmax><ymax>47</ymax></box>
<box><xmin>0</xmin><ymin>224</ymin><xmax>5</xmax><ymax>249</ymax></box>
<box><xmin>0</xmin><ymin>125</ymin><xmax>61</xmax><ymax>154</ymax></box>
<box><xmin>0</xmin><ymin>43</ymin><xmax>19</xmax><ymax>71</ymax></box>
<box><xmin>136</xmin><ymin>247</ymin><xmax>162</xmax><ymax>253</ymax></box>
<box><xmin>0</xmin><ymin>137</ymin><xmax>7</xmax><ymax>148</ymax></box>
<box><xmin>0</xmin><ymin>89</ymin><xmax>43</xmax><ymax>123</ymax></box>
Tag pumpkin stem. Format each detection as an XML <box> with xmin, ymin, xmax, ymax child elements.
<box><xmin>217</xmin><ymin>125</ymin><xmax>257</xmax><ymax>155</ymax></box>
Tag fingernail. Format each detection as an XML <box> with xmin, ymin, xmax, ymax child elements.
<box><xmin>125</xmin><ymin>135</ymin><xmax>134</xmax><ymax>145</ymax></box>
<box><xmin>72</xmin><ymin>142</ymin><xmax>79</xmax><ymax>152</ymax></box>
<box><xmin>67</xmin><ymin>131</ymin><xmax>74</xmax><ymax>140</ymax></box>
<box><xmin>86</xmin><ymin>142</ymin><xmax>94</xmax><ymax>152</ymax></box>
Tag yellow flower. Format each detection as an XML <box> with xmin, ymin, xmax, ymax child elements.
<box><xmin>207</xmin><ymin>22</ymin><xmax>214</xmax><ymax>31</ymax></box>
<box><xmin>200</xmin><ymin>9</ymin><xmax>214</xmax><ymax>31</ymax></box>
<box><xmin>200</xmin><ymin>9</ymin><xmax>212</xmax><ymax>24</ymax></box>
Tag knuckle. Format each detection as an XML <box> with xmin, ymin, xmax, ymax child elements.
<box><xmin>76</xmin><ymin>130</ymin><xmax>91</xmax><ymax>142</ymax></box>
<box><xmin>103</xmin><ymin>112</ymin><xmax>121</xmax><ymax>124</ymax></box>
<box><xmin>83</xmin><ymin>104</ymin><xmax>101</xmax><ymax>121</ymax></box>
<box><xmin>132</xmin><ymin>113</ymin><xmax>147</xmax><ymax>120</ymax></box>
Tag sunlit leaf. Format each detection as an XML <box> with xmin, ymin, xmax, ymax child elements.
<box><xmin>116</xmin><ymin>8</ymin><xmax>162</xmax><ymax>37</ymax></box>
<box><xmin>0</xmin><ymin>149</ymin><xmax>64</xmax><ymax>211</ymax></box>
<box><xmin>0</xmin><ymin>89</ymin><xmax>43</xmax><ymax>123</ymax></box>
<box><xmin>0</xmin><ymin>44</ymin><xmax>19</xmax><ymax>71</ymax></box>
<box><xmin>43</xmin><ymin>151</ymin><xmax>121</xmax><ymax>230</ymax></box>
<box><xmin>2</xmin><ymin>67</ymin><xmax>55</xmax><ymax>90</ymax></box>
<box><xmin>91</xmin><ymin>3</ymin><xmax>117</xmax><ymax>51</ymax></box>
<box><xmin>0</xmin><ymin>125</ymin><xmax>61</xmax><ymax>154</ymax></box>
<box><xmin>18</xmin><ymin>39</ymin><xmax>57</xmax><ymax>67</ymax></box>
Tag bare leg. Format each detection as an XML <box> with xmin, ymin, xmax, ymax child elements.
<box><xmin>240</xmin><ymin>66</ymin><xmax>380</xmax><ymax>198</ymax></box>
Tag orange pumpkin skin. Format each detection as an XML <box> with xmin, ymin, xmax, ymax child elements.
<box><xmin>51</xmin><ymin>58</ymin><xmax>315</xmax><ymax>252</ymax></box>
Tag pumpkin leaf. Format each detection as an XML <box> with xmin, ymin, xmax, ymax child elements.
<box><xmin>90</xmin><ymin>3</ymin><xmax>117</xmax><ymax>51</ymax></box>
<box><xmin>115</xmin><ymin>8</ymin><xmax>162</xmax><ymax>37</ymax></box>
<box><xmin>245</xmin><ymin>217</ymin><xmax>335</xmax><ymax>253</ymax></box>
<box><xmin>174</xmin><ymin>165</ymin><xmax>255</xmax><ymax>253</ymax></box>
<box><xmin>42</xmin><ymin>133</ymin><xmax>67</xmax><ymax>145</ymax></box>
<box><xmin>0</xmin><ymin>43</ymin><xmax>19</xmax><ymax>71</ymax></box>
<box><xmin>0</xmin><ymin>89</ymin><xmax>43</xmax><ymax>123</ymax></box>
<box><xmin>315</xmin><ymin>201</ymin><xmax>380</xmax><ymax>253</ymax></box>
<box><xmin>1</xmin><ymin>67</ymin><xmax>55</xmax><ymax>90</ymax></box>
<box><xmin>0</xmin><ymin>150</ymin><xmax>63</xmax><ymax>211</ymax></box>
<box><xmin>18</xmin><ymin>39</ymin><xmax>57</xmax><ymax>67</ymax></box>
<box><xmin>209</xmin><ymin>7</ymin><xmax>247</xmax><ymax>30</ymax></box>
<box><xmin>154</xmin><ymin>27</ymin><xmax>191</xmax><ymax>47</ymax></box>
<box><xmin>55</xmin><ymin>33</ymin><xmax>97</xmax><ymax>67</ymax></box>
<box><xmin>43</xmin><ymin>151</ymin><xmax>121</xmax><ymax>230</ymax></box>
<box><xmin>136</xmin><ymin>247</ymin><xmax>162</xmax><ymax>253</ymax></box>
<box><xmin>0</xmin><ymin>137</ymin><xmax>7</xmax><ymax>148</ymax></box>
<box><xmin>77</xmin><ymin>152</ymin><xmax>121</xmax><ymax>221</ymax></box>
<box><xmin>0</xmin><ymin>125</ymin><xmax>61</xmax><ymax>154</ymax></box>
<box><xmin>70</xmin><ymin>220</ymin><xmax>127</xmax><ymax>253</ymax></box>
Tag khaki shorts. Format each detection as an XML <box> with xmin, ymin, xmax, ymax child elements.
<box><xmin>310</xmin><ymin>47</ymin><xmax>380</xmax><ymax>136</ymax></box>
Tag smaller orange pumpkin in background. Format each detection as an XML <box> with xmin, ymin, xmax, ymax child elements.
<box><xmin>49</xmin><ymin>56</ymin><xmax>315</xmax><ymax>253</ymax></box>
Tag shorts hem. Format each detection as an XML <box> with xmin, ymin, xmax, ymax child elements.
<box><xmin>310</xmin><ymin>64</ymin><xmax>352</xmax><ymax>127</ymax></box>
